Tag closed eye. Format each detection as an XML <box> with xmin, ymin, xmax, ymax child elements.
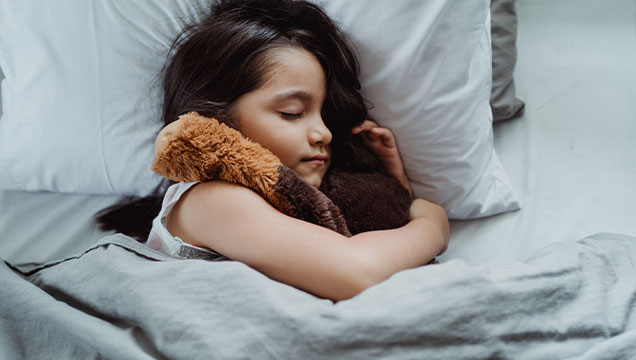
<box><xmin>280</xmin><ymin>112</ymin><xmax>303</xmax><ymax>120</ymax></box>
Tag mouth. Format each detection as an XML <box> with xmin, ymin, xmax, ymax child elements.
<box><xmin>301</xmin><ymin>155</ymin><xmax>329</xmax><ymax>165</ymax></box>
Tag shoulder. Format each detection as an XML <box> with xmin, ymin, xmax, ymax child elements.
<box><xmin>169</xmin><ymin>181</ymin><xmax>275</xmax><ymax>238</ymax></box>
<box><xmin>167</xmin><ymin>178</ymin><xmax>350</xmax><ymax>258</ymax></box>
<box><xmin>167</xmin><ymin>180</ymin><xmax>299</xmax><ymax>253</ymax></box>
<box><xmin>185</xmin><ymin>180</ymin><xmax>270</xmax><ymax>208</ymax></box>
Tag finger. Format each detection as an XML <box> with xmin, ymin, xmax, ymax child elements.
<box><xmin>360</xmin><ymin>119</ymin><xmax>379</xmax><ymax>129</ymax></box>
<box><xmin>356</xmin><ymin>126</ymin><xmax>387</xmax><ymax>140</ymax></box>
<box><xmin>360</xmin><ymin>131</ymin><xmax>377</xmax><ymax>143</ymax></box>
<box><xmin>351</xmin><ymin>119</ymin><xmax>379</xmax><ymax>134</ymax></box>
<box><xmin>366</xmin><ymin>129</ymin><xmax>382</xmax><ymax>140</ymax></box>
<box><xmin>370</xmin><ymin>128</ymin><xmax>397</xmax><ymax>147</ymax></box>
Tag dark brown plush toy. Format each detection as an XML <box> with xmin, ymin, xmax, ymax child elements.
<box><xmin>152</xmin><ymin>112</ymin><xmax>412</xmax><ymax>237</ymax></box>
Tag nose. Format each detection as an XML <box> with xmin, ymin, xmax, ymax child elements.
<box><xmin>308</xmin><ymin>114</ymin><xmax>332</xmax><ymax>146</ymax></box>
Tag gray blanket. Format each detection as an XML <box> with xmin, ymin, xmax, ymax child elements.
<box><xmin>1</xmin><ymin>232</ymin><xmax>636</xmax><ymax>359</ymax></box>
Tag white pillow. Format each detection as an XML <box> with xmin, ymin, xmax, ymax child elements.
<box><xmin>0</xmin><ymin>0</ymin><xmax>208</xmax><ymax>195</ymax></box>
<box><xmin>0</xmin><ymin>0</ymin><xmax>519</xmax><ymax>219</ymax></box>
<box><xmin>318</xmin><ymin>0</ymin><xmax>520</xmax><ymax>218</ymax></box>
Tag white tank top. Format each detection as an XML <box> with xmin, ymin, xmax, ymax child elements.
<box><xmin>147</xmin><ymin>182</ymin><xmax>229</xmax><ymax>261</ymax></box>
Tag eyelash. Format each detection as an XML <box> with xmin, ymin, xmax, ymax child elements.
<box><xmin>280</xmin><ymin>112</ymin><xmax>303</xmax><ymax>119</ymax></box>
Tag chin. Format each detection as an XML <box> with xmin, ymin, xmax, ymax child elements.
<box><xmin>303</xmin><ymin>176</ymin><xmax>323</xmax><ymax>188</ymax></box>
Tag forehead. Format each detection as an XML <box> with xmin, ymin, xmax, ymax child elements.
<box><xmin>258</xmin><ymin>47</ymin><xmax>326</xmax><ymax>93</ymax></box>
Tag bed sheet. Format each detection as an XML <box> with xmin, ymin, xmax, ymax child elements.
<box><xmin>1</xmin><ymin>0</ymin><xmax>635</xmax><ymax>267</ymax></box>
<box><xmin>440</xmin><ymin>0</ymin><xmax>636</xmax><ymax>265</ymax></box>
<box><xmin>0</xmin><ymin>190</ymin><xmax>122</xmax><ymax>264</ymax></box>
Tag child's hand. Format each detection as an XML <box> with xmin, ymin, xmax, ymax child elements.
<box><xmin>352</xmin><ymin>120</ymin><xmax>412</xmax><ymax>195</ymax></box>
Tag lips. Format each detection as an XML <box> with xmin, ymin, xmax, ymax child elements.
<box><xmin>302</xmin><ymin>155</ymin><xmax>329</xmax><ymax>162</ymax></box>
<box><xmin>301</xmin><ymin>154</ymin><xmax>329</xmax><ymax>165</ymax></box>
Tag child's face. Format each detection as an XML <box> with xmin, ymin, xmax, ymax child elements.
<box><xmin>232</xmin><ymin>47</ymin><xmax>331</xmax><ymax>187</ymax></box>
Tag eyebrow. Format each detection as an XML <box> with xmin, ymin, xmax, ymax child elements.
<box><xmin>269</xmin><ymin>90</ymin><xmax>314</xmax><ymax>103</ymax></box>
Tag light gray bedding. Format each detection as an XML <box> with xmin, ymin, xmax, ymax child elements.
<box><xmin>2</xmin><ymin>232</ymin><xmax>636</xmax><ymax>359</ymax></box>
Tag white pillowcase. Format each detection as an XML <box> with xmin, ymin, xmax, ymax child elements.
<box><xmin>317</xmin><ymin>0</ymin><xmax>520</xmax><ymax>218</ymax></box>
<box><xmin>0</xmin><ymin>0</ymin><xmax>208</xmax><ymax>196</ymax></box>
<box><xmin>0</xmin><ymin>0</ymin><xmax>519</xmax><ymax>219</ymax></box>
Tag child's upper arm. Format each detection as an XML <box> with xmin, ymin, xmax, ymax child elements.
<box><xmin>167</xmin><ymin>181</ymin><xmax>377</xmax><ymax>301</ymax></box>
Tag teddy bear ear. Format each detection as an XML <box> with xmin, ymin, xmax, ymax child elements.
<box><xmin>150</xmin><ymin>113</ymin><xmax>219</xmax><ymax>182</ymax></box>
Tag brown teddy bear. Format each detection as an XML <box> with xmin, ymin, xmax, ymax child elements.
<box><xmin>152</xmin><ymin>112</ymin><xmax>413</xmax><ymax>237</ymax></box>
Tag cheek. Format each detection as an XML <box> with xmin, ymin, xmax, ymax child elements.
<box><xmin>235</xmin><ymin>111</ymin><xmax>301</xmax><ymax>164</ymax></box>
<box><xmin>270</xmin><ymin>143</ymin><xmax>298</xmax><ymax>166</ymax></box>
<box><xmin>238</xmin><ymin>116</ymin><xmax>277</xmax><ymax>147</ymax></box>
<box><xmin>252</xmin><ymin>132</ymin><xmax>296</xmax><ymax>165</ymax></box>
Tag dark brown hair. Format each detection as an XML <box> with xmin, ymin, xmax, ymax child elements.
<box><xmin>96</xmin><ymin>0</ymin><xmax>382</xmax><ymax>241</ymax></box>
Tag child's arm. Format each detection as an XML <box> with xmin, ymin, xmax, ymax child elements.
<box><xmin>167</xmin><ymin>180</ymin><xmax>448</xmax><ymax>302</ymax></box>
<box><xmin>351</xmin><ymin>120</ymin><xmax>412</xmax><ymax>195</ymax></box>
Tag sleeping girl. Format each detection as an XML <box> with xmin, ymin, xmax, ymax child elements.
<box><xmin>97</xmin><ymin>0</ymin><xmax>449</xmax><ymax>302</ymax></box>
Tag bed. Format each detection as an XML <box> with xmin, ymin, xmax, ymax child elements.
<box><xmin>1</xmin><ymin>0</ymin><xmax>635</xmax><ymax>358</ymax></box>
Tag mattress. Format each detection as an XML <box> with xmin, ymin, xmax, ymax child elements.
<box><xmin>1</xmin><ymin>0</ymin><xmax>635</xmax><ymax>266</ymax></box>
<box><xmin>439</xmin><ymin>0</ymin><xmax>636</xmax><ymax>265</ymax></box>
